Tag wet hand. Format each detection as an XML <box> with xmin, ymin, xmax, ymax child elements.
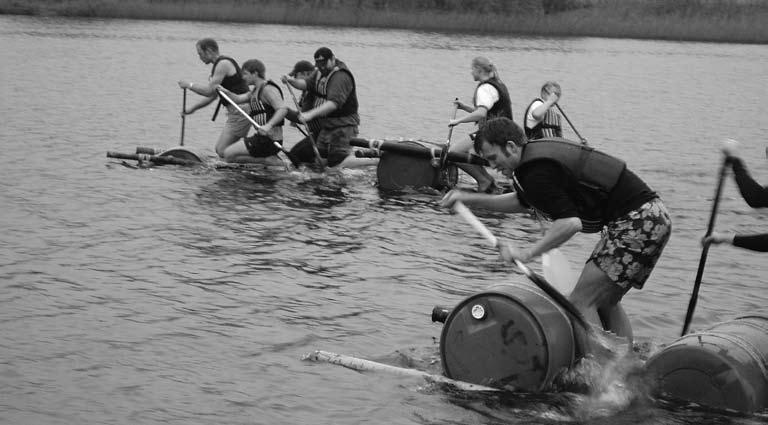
<box><xmin>721</xmin><ymin>139</ymin><xmax>740</xmax><ymax>158</ymax></box>
<box><xmin>280</xmin><ymin>75</ymin><xmax>290</xmax><ymax>84</ymax></box>
<box><xmin>178</xmin><ymin>80</ymin><xmax>192</xmax><ymax>89</ymax></box>
<box><xmin>702</xmin><ymin>232</ymin><xmax>734</xmax><ymax>246</ymax></box>
<box><xmin>257</xmin><ymin>124</ymin><xmax>272</xmax><ymax>135</ymax></box>
<box><xmin>440</xmin><ymin>190</ymin><xmax>465</xmax><ymax>208</ymax></box>
<box><xmin>499</xmin><ymin>242</ymin><xmax>531</xmax><ymax>264</ymax></box>
<box><xmin>448</xmin><ymin>119</ymin><xmax>460</xmax><ymax>127</ymax></box>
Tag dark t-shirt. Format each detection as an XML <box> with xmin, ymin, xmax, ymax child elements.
<box><xmin>322</xmin><ymin>70</ymin><xmax>360</xmax><ymax>129</ymax></box>
<box><xmin>731</xmin><ymin>157</ymin><xmax>768</xmax><ymax>208</ymax></box>
<box><xmin>515</xmin><ymin>160</ymin><xmax>657</xmax><ymax>225</ymax></box>
<box><xmin>733</xmin><ymin>234</ymin><xmax>768</xmax><ymax>252</ymax></box>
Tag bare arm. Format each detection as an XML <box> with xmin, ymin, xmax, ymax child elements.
<box><xmin>281</xmin><ymin>75</ymin><xmax>308</xmax><ymax>91</ymax></box>
<box><xmin>531</xmin><ymin>91</ymin><xmax>560</xmax><ymax>120</ymax></box>
<box><xmin>441</xmin><ymin>190</ymin><xmax>528</xmax><ymax>214</ymax></box>
<box><xmin>258</xmin><ymin>86</ymin><xmax>289</xmax><ymax>134</ymax></box>
<box><xmin>449</xmin><ymin>106</ymin><xmax>488</xmax><ymax>127</ymax></box>
<box><xmin>518</xmin><ymin>217</ymin><xmax>581</xmax><ymax>262</ymax></box>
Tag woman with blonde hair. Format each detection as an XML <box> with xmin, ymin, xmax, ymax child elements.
<box><xmin>449</xmin><ymin>56</ymin><xmax>514</xmax><ymax>193</ymax></box>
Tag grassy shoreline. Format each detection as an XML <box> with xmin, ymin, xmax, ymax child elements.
<box><xmin>2</xmin><ymin>0</ymin><xmax>767</xmax><ymax>44</ymax></box>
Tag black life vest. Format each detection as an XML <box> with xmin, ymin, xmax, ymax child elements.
<box><xmin>512</xmin><ymin>138</ymin><xmax>626</xmax><ymax>233</ymax></box>
<box><xmin>308</xmin><ymin>60</ymin><xmax>358</xmax><ymax>118</ymax></box>
<box><xmin>249</xmin><ymin>80</ymin><xmax>284</xmax><ymax>127</ymax></box>
<box><xmin>211</xmin><ymin>55</ymin><xmax>249</xmax><ymax>109</ymax></box>
<box><xmin>473</xmin><ymin>77</ymin><xmax>513</xmax><ymax>126</ymax></box>
<box><xmin>524</xmin><ymin>98</ymin><xmax>562</xmax><ymax>140</ymax></box>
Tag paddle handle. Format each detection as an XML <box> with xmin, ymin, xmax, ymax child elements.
<box><xmin>555</xmin><ymin>103</ymin><xmax>586</xmax><ymax>144</ymax></box>
<box><xmin>180</xmin><ymin>88</ymin><xmax>187</xmax><ymax>146</ymax></box>
<box><xmin>452</xmin><ymin>202</ymin><xmax>498</xmax><ymax>247</ymax></box>
<box><xmin>284</xmin><ymin>83</ymin><xmax>325</xmax><ymax>170</ymax></box>
<box><xmin>452</xmin><ymin>201</ymin><xmax>592</xmax><ymax>334</ymax></box>
<box><xmin>681</xmin><ymin>156</ymin><xmax>729</xmax><ymax>336</ymax></box>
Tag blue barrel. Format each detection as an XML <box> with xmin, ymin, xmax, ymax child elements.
<box><xmin>645</xmin><ymin>315</ymin><xmax>768</xmax><ymax>413</ymax></box>
<box><xmin>440</xmin><ymin>283</ymin><xmax>584</xmax><ymax>391</ymax></box>
<box><xmin>375</xmin><ymin>140</ymin><xmax>457</xmax><ymax>191</ymax></box>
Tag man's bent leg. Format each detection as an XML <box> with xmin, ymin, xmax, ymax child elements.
<box><xmin>569</xmin><ymin>260</ymin><xmax>623</xmax><ymax>332</ymax></box>
<box><xmin>215</xmin><ymin>110</ymin><xmax>251</xmax><ymax>158</ymax></box>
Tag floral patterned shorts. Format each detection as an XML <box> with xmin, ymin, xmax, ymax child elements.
<box><xmin>588</xmin><ymin>198</ymin><xmax>672</xmax><ymax>290</ymax></box>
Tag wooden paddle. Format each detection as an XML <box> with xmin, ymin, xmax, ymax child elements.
<box><xmin>680</xmin><ymin>156</ymin><xmax>729</xmax><ymax>336</ymax></box>
<box><xmin>283</xmin><ymin>83</ymin><xmax>325</xmax><ymax>171</ymax></box>
<box><xmin>439</xmin><ymin>98</ymin><xmax>460</xmax><ymax>169</ymax></box>
<box><xmin>180</xmin><ymin>87</ymin><xmax>187</xmax><ymax>146</ymax></box>
<box><xmin>215</xmin><ymin>88</ymin><xmax>301</xmax><ymax>168</ymax></box>
<box><xmin>555</xmin><ymin>103</ymin><xmax>587</xmax><ymax>145</ymax></box>
<box><xmin>452</xmin><ymin>201</ymin><xmax>592</xmax><ymax>333</ymax></box>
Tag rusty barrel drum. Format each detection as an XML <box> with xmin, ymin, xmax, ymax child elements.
<box><xmin>439</xmin><ymin>283</ymin><xmax>583</xmax><ymax>391</ymax></box>
<box><xmin>645</xmin><ymin>314</ymin><xmax>768</xmax><ymax>413</ymax></box>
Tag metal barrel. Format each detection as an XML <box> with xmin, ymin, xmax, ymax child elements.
<box><xmin>439</xmin><ymin>283</ymin><xmax>583</xmax><ymax>391</ymax></box>
<box><xmin>645</xmin><ymin>314</ymin><xmax>768</xmax><ymax>413</ymax></box>
<box><xmin>373</xmin><ymin>140</ymin><xmax>458</xmax><ymax>191</ymax></box>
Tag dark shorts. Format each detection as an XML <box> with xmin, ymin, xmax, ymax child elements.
<box><xmin>244</xmin><ymin>134</ymin><xmax>281</xmax><ymax>158</ymax></box>
<box><xmin>288</xmin><ymin>134</ymin><xmax>320</xmax><ymax>164</ymax></box>
<box><xmin>316</xmin><ymin>125</ymin><xmax>358</xmax><ymax>167</ymax></box>
<box><xmin>588</xmin><ymin>198</ymin><xmax>672</xmax><ymax>290</ymax></box>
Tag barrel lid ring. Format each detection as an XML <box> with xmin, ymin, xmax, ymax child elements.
<box><xmin>691</xmin><ymin>331</ymin><xmax>768</xmax><ymax>382</ymax></box>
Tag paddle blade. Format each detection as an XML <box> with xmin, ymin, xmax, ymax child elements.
<box><xmin>542</xmin><ymin>248</ymin><xmax>579</xmax><ymax>296</ymax></box>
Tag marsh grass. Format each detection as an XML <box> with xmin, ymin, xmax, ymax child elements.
<box><xmin>2</xmin><ymin>0</ymin><xmax>766</xmax><ymax>43</ymax></box>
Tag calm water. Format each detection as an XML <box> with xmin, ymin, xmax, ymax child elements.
<box><xmin>1</xmin><ymin>15</ymin><xmax>767</xmax><ymax>425</ymax></box>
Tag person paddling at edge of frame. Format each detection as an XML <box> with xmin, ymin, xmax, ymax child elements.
<box><xmin>216</xmin><ymin>59</ymin><xmax>288</xmax><ymax>164</ymax></box>
<box><xmin>524</xmin><ymin>81</ymin><xmax>563</xmax><ymax>140</ymax></box>
<box><xmin>440</xmin><ymin>117</ymin><xmax>672</xmax><ymax>347</ymax></box>
<box><xmin>449</xmin><ymin>56</ymin><xmax>514</xmax><ymax>194</ymax></box>
<box><xmin>281</xmin><ymin>60</ymin><xmax>323</xmax><ymax>165</ymax></box>
<box><xmin>703</xmin><ymin>139</ymin><xmax>768</xmax><ymax>252</ymax></box>
<box><xmin>178</xmin><ymin>38</ymin><xmax>250</xmax><ymax>159</ymax></box>
<box><xmin>282</xmin><ymin>47</ymin><xmax>360</xmax><ymax>168</ymax></box>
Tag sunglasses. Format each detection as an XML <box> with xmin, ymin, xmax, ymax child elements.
<box><xmin>314</xmin><ymin>58</ymin><xmax>329</xmax><ymax>66</ymax></box>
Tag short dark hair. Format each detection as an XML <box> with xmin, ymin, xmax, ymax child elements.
<box><xmin>242</xmin><ymin>59</ymin><xmax>265</xmax><ymax>79</ymax></box>
<box><xmin>473</xmin><ymin>117</ymin><xmax>527</xmax><ymax>153</ymax></box>
<box><xmin>196</xmin><ymin>38</ymin><xmax>219</xmax><ymax>53</ymax></box>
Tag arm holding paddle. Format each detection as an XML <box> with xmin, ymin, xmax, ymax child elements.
<box><xmin>441</xmin><ymin>190</ymin><xmax>579</xmax><ymax>263</ymax></box>
<box><xmin>448</xmin><ymin>103</ymin><xmax>488</xmax><ymax>127</ymax></box>
<box><xmin>177</xmin><ymin>59</ymin><xmax>234</xmax><ymax>114</ymax></box>
<box><xmin>281</xmin><ymin>74</ymin><xmax>308</xmax><ymax>91</ymax></box>
<box><xmin>530</xmin><ymin>89</ymin><xmax>560</xmax><ymax>121</ymax></box>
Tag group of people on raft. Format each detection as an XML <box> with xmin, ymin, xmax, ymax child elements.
<box><xmin>177</xmin><ymin>38</ymin><xmax>766</xmax><ymax>348</ymax></box>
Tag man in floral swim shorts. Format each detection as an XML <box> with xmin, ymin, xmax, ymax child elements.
<box><xmin>441</xmin><ymin>117</ymin><xmax>671</xmax><ymax>345</ymax></box>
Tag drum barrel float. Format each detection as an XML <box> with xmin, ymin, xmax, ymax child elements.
<box><xmin>645</xmin><ymin>314</ymin><xmax>768</xmax><ymax>413</ymax></box>
<box><xmin>438</xmin><ymin>283</ymin><xmax>584</xmax><ymax>391</ymax></box>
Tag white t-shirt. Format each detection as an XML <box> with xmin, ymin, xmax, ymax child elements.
<box><xmin>525</xmin><ymin>99</ymin><xmax>545</xmax><ymax>129</ymax></box>
<box><xmin>475</xmin><ymin>83</ymin><xmax>499</xmax><ymax>111</ymax></box>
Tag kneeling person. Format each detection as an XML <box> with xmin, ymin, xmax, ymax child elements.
<box><xmin>218</xmin><ymin>59</ymin><xmax>288</xmax><ymax>163</ymax></box>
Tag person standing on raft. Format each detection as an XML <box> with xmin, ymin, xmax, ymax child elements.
<box><xmin>441</xmin><ymin>117</ymin><xmax>671</xmax><ymax>345</ymax></box>
<box><xmin>178</xmin><ymin>38</ymin><xmax>250</xmax><ymax>158</ymax></box>
<box><xmin>449</xmin><ymin>56</ymin><xmax>513</xmax><ymax>193</ymax></box>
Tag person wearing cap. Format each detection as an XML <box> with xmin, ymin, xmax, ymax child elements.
<box><xmin>449</xmin><ymin>57</ymin><xmax>513</xmax><ymax>193</ymax></box>
<box><xmin>177</xmin><ymin>38</ymin><xmax>250</xmax><ymax>158</ymax></box>
<box><xmin>281</xmin><ymin>60</ymin><xmax>324</xmax><ymax>164</ymax></box>
<box><xmin>216</xmin><ymin>59</ymin><xmax>288</xmax><ymax>163</ymax></box>
<box><xmin>703</xmin><ymin>139</ymin><xmax>768</xmax><ymax>252</ymax></box>
<box><xmin>524</xmin><ymin>81</ymin><xmax>563</xmax><ymax>140</ymax></box>
<box><xmin>282</xmin><ymin>47</ymin><xmax>360</xmax><ymax>168</ymax></box>
<box><xmin>441</xmin><ymin>117</ymin><xmax>671</xmax><ymax>345</ymax></box>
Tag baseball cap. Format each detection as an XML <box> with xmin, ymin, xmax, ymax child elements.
<box><xmin>314</xmin><ymin>47</ymin><xmax>333</xmax><ymax>61</ymax></box>
<box><xmin>289</xmin><ymin>60</ymin><xmax>315</xmax><ymax>76</ymax></box>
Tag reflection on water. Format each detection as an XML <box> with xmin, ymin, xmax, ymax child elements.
<box><xmin>1</xmin><ymin>14</ymin><xmax>768</xmax><ymax>425</ymax></box>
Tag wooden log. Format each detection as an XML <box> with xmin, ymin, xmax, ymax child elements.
<box><xmin>304</xmin><ymin>350</ymin><xmax>499</xmax><ymax>392</ymax></box>
<box><xmin>106</xmin><ymin>151</ymin><xmax>201</xmax><ymax>166</ymax></box>
<box><xmin>349</xmin><ymin>138</ymin><xmax>488</xmax><ymax>166</ymax></box>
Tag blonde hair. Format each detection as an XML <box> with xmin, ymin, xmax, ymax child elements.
<box><xmin>472</xmin><ymin>56</ymin><xmax>499</xmax><ymax>79</ymax></box>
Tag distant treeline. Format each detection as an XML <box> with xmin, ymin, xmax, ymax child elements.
<box><xmin>2</xmin><ymin>0</ymin><xmax>767</xmax><ymax>43</ymax></box>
